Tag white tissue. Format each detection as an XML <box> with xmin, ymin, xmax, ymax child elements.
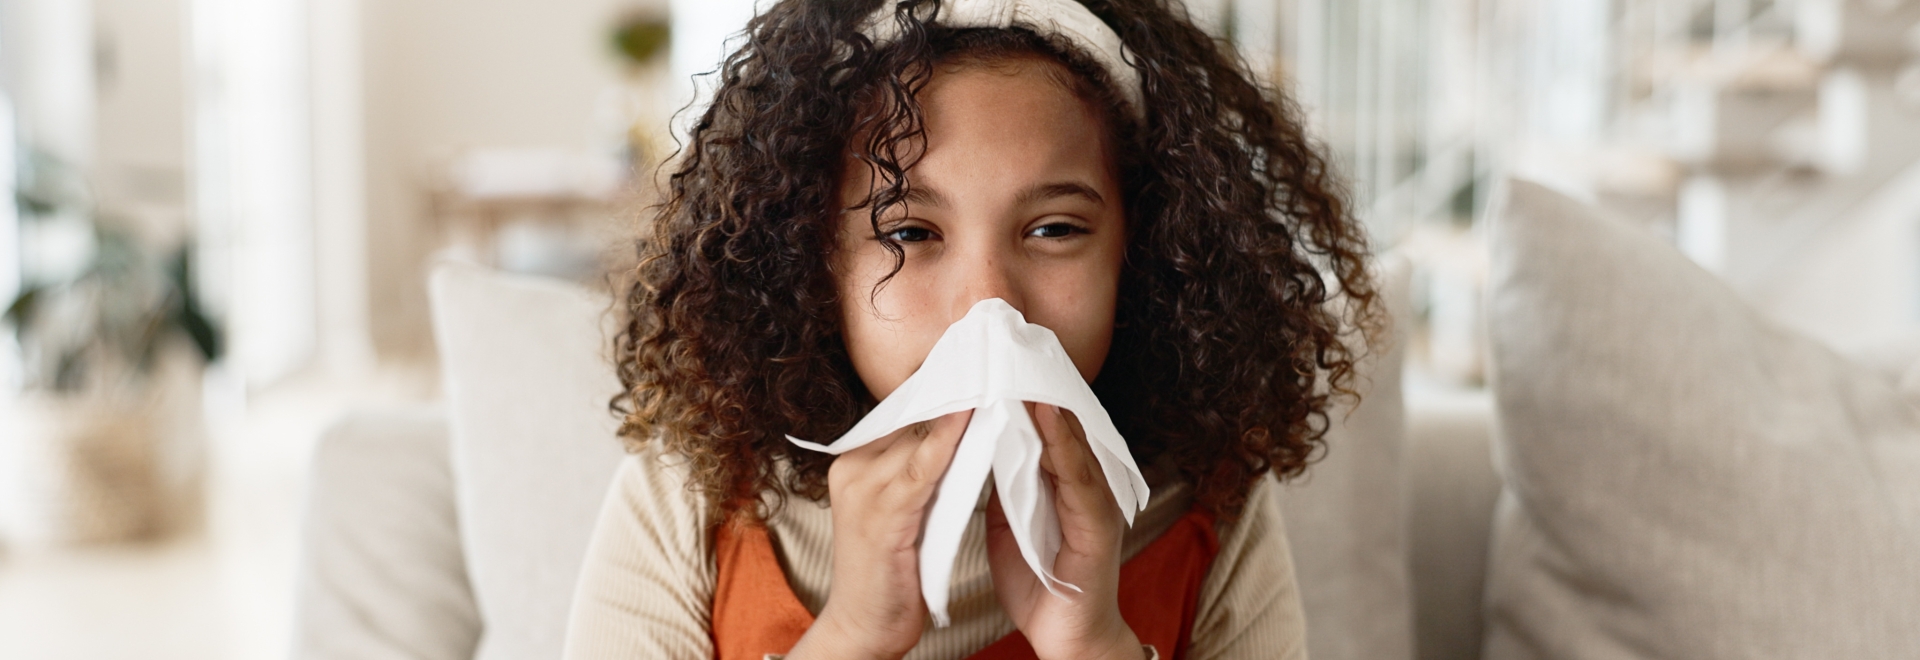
<box><xmin>787</xmin><ymin>298</ymin><xmax>1150</xmax><ymax>627</ymax></box>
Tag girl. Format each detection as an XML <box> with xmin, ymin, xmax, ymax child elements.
<box><xmin>569</xmin><ymin>0</ymin><xmax>1379</xmax><ymax>658</ymax></box>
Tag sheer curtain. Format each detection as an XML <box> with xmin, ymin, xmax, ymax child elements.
<box><xmin>191</xmin><ymin>0</ymin><xmax>316</xmax><ymax>388</ymax></box>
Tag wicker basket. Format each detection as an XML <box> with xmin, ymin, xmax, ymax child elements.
<box><xmin>1</xmin><ymin>393</ymin><xmax>202</xmax><ymax>546</ymax></box>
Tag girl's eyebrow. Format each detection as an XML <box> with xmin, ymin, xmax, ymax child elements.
<box><xmin>900</xmin><ymin>180</ymin><xmax>1104</xmax><ymax>210</ymax></box>
<box><xmin>1016</xmin><ymin>181</ymin><xmax>1104</xmax><ymax>206</ymax></box>
<box><xmin>902</xmin><ymin>184</ymin><xmax>950</xmax><ymax>209</ymax></box>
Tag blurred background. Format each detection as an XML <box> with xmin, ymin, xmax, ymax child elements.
<box><xmin>0</xmin><ymin>0</ymin><xmax>1917</xmax><ymax>657</ymax></box>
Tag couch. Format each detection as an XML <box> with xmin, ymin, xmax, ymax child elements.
<box><xmin>292</xmin><ymin>179</ymin><xmax>1918</xmax><ymax>660</ymax></box>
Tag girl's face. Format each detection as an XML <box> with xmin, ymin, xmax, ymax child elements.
<box><xmin>835</xmin><ymin>56</ymin><xmax>1127</xmax><ymax>401</ymax></box>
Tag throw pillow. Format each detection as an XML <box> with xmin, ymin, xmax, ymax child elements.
<box><xmin>429</xmin><ymin>263</ymin><xmax>627</xmax><ymax>660</ymax></box>
<box><xmin>1482</xmin><ymin>179</ymin><xmax>1920</xmax><ymax>659</ymax></box>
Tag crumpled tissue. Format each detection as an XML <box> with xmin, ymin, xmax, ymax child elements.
<box><xmin>788</xmin><ymin>298</ymin><xmax>1150</xmax><ymax>627</ymax></box>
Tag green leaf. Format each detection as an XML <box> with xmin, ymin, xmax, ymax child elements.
<box><xmin>15</xmin><ymin>190</ymin><xmax>59</xmax><ymax>217</ymax></box>
<box><xmin>167</xmin><ymin>246</ymin><xmax>223</xmax><ymax>362</ymax></box>
<box><xmin>4</xmin><ymin>286</ymin><xmax>43</xmax><ymax>328</ymax></box>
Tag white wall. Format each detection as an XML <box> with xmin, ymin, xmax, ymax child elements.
<box><xmin>668</xmin><ymin>0</ymin><xmax>757</xmax><ymax>142</ymax></box>
<box><xmin>310</xmin><ymin>0</ymin><xmax>374</xmax><ymax>376</ymax></box>
<box><xmin>94</xmin><ymin>0</ymin><xmax>189</xmax><ymax>225</ymax></box>
<box><xmin>358</xmin><ymin>0</ymin><xmax>650</xmax><ymax>358</ymax></box>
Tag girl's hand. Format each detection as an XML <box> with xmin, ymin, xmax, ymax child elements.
<box><xmin>787</xmin><ymin>411</ymin><xmax>972</xmax><ymax>660</ymax></box>
<box><xmin>986</xmin><ymin>403</ymin><xmax>1146</xmax><ymax>660</ymax></box>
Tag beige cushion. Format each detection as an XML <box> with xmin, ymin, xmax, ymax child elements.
<box><xmin>428</xmin><ymin>263</ymin><xmax>627</xmax><ymax>660</ymax></box>
<box><xmin>1279</xmin><ymin>257</ymin><xmax>1416</xmax><ymax>660</ymax></box>
<box><xmin>295</xmin><ymin>407</ymin><xmax>481</xmax><ymax>660</ymax></box>
<box><xmin>1483</xmin><ymin>179</ymin><xmax>1920</xmax><ymax>659</ymax></box>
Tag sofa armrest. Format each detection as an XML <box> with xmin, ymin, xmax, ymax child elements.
<box><xmin>294</xmin><ymin>407</ymin><xmax>482</xmax><ymax>660</ymax></box>
<box><xmin>1405</xmin><ymin>388</ymin><xmax>1501</xmax><ymax>660</ymax></box>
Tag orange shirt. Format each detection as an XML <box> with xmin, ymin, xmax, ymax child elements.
<box><xmin>711</xmin><ymin>507</ymin><xmax>1220</xmax><ymax>659</ymax></box>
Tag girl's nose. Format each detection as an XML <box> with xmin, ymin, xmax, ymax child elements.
<box><xmin>949</xmin><ymin>245</ymin><xmax>1025</xmax><ymax>321</ymax></box>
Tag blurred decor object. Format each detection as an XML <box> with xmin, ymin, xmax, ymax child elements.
<box><xmin>1812</xmin><ymin>67</ymin><xmax>1868</xmax><ymax>175</ymax></box>
<box><xmin>446</xmin><ymin>148</ymin><xmax>622</xmax><ymax>201</ymax></box>
<box><xmin>610</xmin><ymin>13</ymin><xmax>671</xmax><ymax>69</ymax></box>
<box><xmin>0</xmin><ymin>387</ymin><xmax>199</xmax><ymax>545</ymax></box>
<box><xmin>607</xmin><ymin>12</ymin><xmax>673</xmax><ymax>171</ymax></box>
<box><xmin>1399</xmin><ymin>221</ymin><xmax>1489</xmax><ymax>388</ymax></box>
<box><xmin>428</xmin><ymin>148</ymin><xmax>622</xmax><ymax>281</ymax></box>
<box><xmin>1899</xmin><ymin>23</ymin><xmax>1920</xmax><ymax>107</ymax></box>
<box><xmin>1</xmin><ymin>148</ymin><xmax>222</xmax><ymax>546</ymax></box>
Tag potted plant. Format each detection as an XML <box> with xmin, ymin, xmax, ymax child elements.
<box><xmin>2</xmin><ymin>148</ymin><xmax>222</xmax><ymax>545</ymax></box>
<box><xmin>608</xmin><ymin>12</ymin><xmax>672</xmax><ymax>167</ymax></box>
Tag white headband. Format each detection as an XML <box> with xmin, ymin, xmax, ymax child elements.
<box><xmin>860</xmin><ymin>0</ymin><xmax>1144</xmax><ymax>121</ymax></box>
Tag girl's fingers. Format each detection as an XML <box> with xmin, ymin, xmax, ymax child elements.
<box><xmin>881</xmin><ymin>410</ymin><xmax>972</xmax><ymax>508</ymax></box>
<box><xmin>907</xmin><ymin>410</ymin><xmax>971</xmax><ymax>485</ymax></box>
<box><xmin>850</xmin><ymin>412</ymin><xmax>955</xmax><ymax>473</ymax></box>
<box><xmin>843</xmin><ymin>425</ymin><xmax>904</xmax><ymax>461</ymax></box>
<box><xmin>1030</xmin><ymin>404</ymin><xmax>1122</xmax><ymax>551</ymax></box>
<box><xmin>983</xmin><ymin>490</ymin><xmax>1040</xmax><ymax>609</ymax></box>
<box><xmin>1031</xmin><ymin>404</ymin><xmax>1112</xmax><ymax>504</ymax></box>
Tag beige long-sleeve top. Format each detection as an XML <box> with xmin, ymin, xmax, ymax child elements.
<box><xmin>562</xmin><ymin>444</ymin><xmax>1309</xmax><ymax>659</ymax></box>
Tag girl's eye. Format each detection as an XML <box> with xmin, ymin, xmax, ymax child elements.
<box><xmin>883</xmin><ymin>226</ymin><xmax>935</xmax><ymax>243</ymax></box>
<box><xmin>1028</xmin><ymin>222</ymin><xmax>1084</xmax><ymax>239</ymax></box>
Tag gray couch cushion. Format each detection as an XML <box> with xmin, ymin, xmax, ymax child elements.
<box><xmin>295</xmin><ymin>408</ymin><xmax>481</xmax><ymax>660</ymax></box>
<box><xmin>1404</xmin><ymin>390</ymin><xmax>1499</xmax><ymax>660</ymax></box>
<box><xmin>1280</xmin><ymin>257</ymin><xmax>1417</xmax><ymax>660</ymax></box>
<box><xmin>1483</xmin><ymin>179</ymin><xmax>1920</xmax><ymax>659</ymax></box>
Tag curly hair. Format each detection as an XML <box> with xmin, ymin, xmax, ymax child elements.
<box><xmin>614</xmin><ymin>0</ymin><xmax>1381</xmax><ymax>523</ymax></box>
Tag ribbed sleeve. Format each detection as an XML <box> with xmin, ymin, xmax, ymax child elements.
<box><xmin>563</xmin><ymin>449</ymin><xmax>715</xmax><ymax>659</ymax></box>
<box><xmin>1188</xmin><ymin>474</ymin><xmax>1310</xmax><ymax>659</ymax></box>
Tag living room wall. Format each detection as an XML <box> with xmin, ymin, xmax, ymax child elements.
<box><xmin>357</xmin><ymin>0</ymin><xmax>656</xmax><ymax>361</ymax></box>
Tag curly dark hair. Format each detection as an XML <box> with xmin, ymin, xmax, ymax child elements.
<box><xmin>614</xmin><ymin>0</ymin><xmax>1380</xmax><ymax>522</ymax></box>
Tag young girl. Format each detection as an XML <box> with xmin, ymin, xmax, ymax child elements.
<box><xmin>568</xmin><ymin>0</ymin><xmax>1379</xmax><ymax>658</ymax></box>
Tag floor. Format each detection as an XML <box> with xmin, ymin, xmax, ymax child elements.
<box><xmin>0</xmin><ymin>365</ymin><xmax>436</xmax><ymax>660</ymax></box>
